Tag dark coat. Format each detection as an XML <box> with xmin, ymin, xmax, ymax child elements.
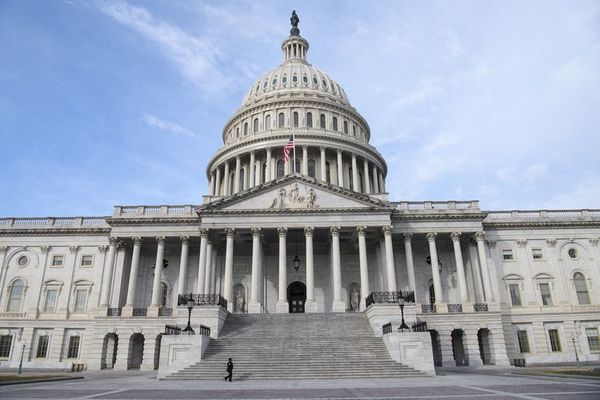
<box><xmin>226</xmin><ymin>361</ymin><xmax>233</xmax><ymax>372</ymax></box>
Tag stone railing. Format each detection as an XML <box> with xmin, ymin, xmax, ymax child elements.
<box><xmin>112</xmin><ymin>205</ymin><xmax>198</xmax><ymax>218</ymax></box>
<box><xmin>158</xmin><ymin>307</ymin><xmax>173</xmax><ymax>317</ymax></box>
<box><xmin>486</xmin><ymin>209</ymin><xmax>600</xmax><ymax>221</ymax></box>
<box><xmin>421</xmin><ymin>304</ymin><xmax>437</xmax><ymax>313</ymax></box>
<box><xmin>164</xmin><ymin>324</ymin><xmax>211</xmax><ymax>336</ymax></box>
<box><xmin>107</xmin><ymin>307</ymin><xmax>122</xmax><ymax>317</ymax></box>
<box><xmin>447</xmin><ymin>303</ymin><xmax>463</xmax><ymax>313</ymax></box>
<box><xmin>178</xmin><ymin>294</ymin><xmax>228</xmax><ymax>309</ymax></box>
<box><xmin>394</xmin><ymin>201</ymin><xmax>480</xmax><ymax>212</ymax></box>
<box><xmin>0</xmin><ymin>217</ymin><xmax>109</xmax><ymax>229</ymax></box>
<box><xmin>474</xmin><ymin>303</ymin><xmax>489</xmax><ymax>312</ymax></box>
<box><xmin>132</xmin><ymin>308</ymin><xmax>147</xmax><ymax>317</ymax></box>
<box><xmin>365</xmin><ymin>291</ymin><xmax>415</xmax><ymax>308</ymax></box>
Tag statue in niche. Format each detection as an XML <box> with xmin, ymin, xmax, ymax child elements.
<box><xmin>235</xmin><ymin>288</ymin><xmax>245</xmax><ymax>313</ymax></box>
<box><xmin>350</xmin><ymin>287</ymin><xmax>360</xmax><ymax>311</ymax></box>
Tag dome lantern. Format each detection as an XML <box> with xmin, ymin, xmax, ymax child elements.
<box><xmin>282</xmin><ymin>10</ymin><xmax>309</xmax><ymax>63</ymax></box>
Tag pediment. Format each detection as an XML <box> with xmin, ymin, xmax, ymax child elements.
<box><xmin>203</xmin><ymin>175</ymin><xmax>391</xmax><ymax>213</ymax></box>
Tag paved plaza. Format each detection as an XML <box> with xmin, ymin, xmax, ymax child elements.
<box><xmin>1</xmin><ymin>369</ymin><xmax>599</xmax><ymax>400</ymax></box>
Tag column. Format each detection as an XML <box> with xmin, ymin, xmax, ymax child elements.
<box><xmin>223</xmin><ymin>228</ymin><xmax>235</xmax><ymax>312</ymax></box>
<box><xmin>372</xmin><ymin>165</ymin><xmax>379</xmax><ymax>193</ymax></box>
<box><xmin>276</xmin><ymin>227</ymin><xmax>288</xmax><ymax>313</ymax></box>
<box><xmin>450</xmin><ymin>232</ymin><xmax>469</xmax><ymax>304</ymax></box>
<box><xmin>215</xmin><ymin>166</ymin><xmax>221</xmax><ymax>195</ymax></box>
<box><xmin>320</xmin><ymin>147</ymin><xmax>327</xmax><ymax>182</ymax></box>
<box><xmin>330</xmin><ymin>226</ymin><xmax>345</xmax><ymax>312</ymax></box>
<box><xmin>177</xmin><ymin>236</ymin><xmax>190</xmax><ymax>296</ymax></box>
<box><xmin>249</xmin><ymin>151</ymin><xmax>255</xmax><ymax>188</ymax></box>
<box><xmin>248</xmin><ymin>227</ymin><xmax>261</xmax><ymax>313</ymax></box>
<box><xmin>357</xmin><ymin>226</ymin><xmax>370</xmax><ymax>310</ymax></box>
<box><xmin>99</xmin><ymin>238</ymin><xmax>117</xmax><ymax>307</ymax></box>
<box><xmin>209</xmin><ymin>173</ymin><xmax>215</xmax><ymax>196</ymax></box>
<box><xmin>474</xmin><ymin>232</ymin><xmax>494</xmax><ymax>302</ymax></box>
<box><xmin>265</xmin><ymin>148</ymin><xmax>272</xmax><ymax>182</ymax></box>
<box><xmin>403</xmin><ymin>233</ymin><xmax>417</xmax><ymax>301</ymax></box>
<box><xmin>255</xmin><ymin>159</ymin><xmax>261</xmax><ymax>185</ymax></box>
<box><xmin>351</xmin><ymin>153</ymin><xmax>359</xmax><ymax>191</ymax></box>
<box><xmin>363</xmin><ymin>159</ymin><xmax>371</xmax><ymax>193</ymax></box>
<box><xmin>305</xmin><ymin>227</ymin><xmax>317</xmax><ymax>312</ymax></box>
<box><xmin>196</xmin><ymin>229</ymin><xmax>209</xmax><ymax>294</ymax></box>
<box><xmin>149</xmin><ymin>237</ymin><xmax>166</xmax><ymax>314</ymax></box>
<box><xmin>382</xmin><ymin>226</ymin><xmax>397</xmax><ymax>292</ymax></box>
<box><xmin>234</xmin><ymin>156</ymin><xmax>241</xmax><ymax>193</ymax></box>
<box><xmin>302</xmin><ymin>146</ymin><xmax>308</xmax><ymax>176</ymax></box>
<box><xmin>223</xmin><ymin>161</ymin><xmax>230</xmax><ymax>196</ymax></box>
<box><xmin>426</xmin><ymin>233</ymin><xmax>443</xmax><ymax>305</ymax></box>
<box><xmin>336</xmin><ymin>149</ymin><xmax>344</xmax><ymax>187</ymax></box>
<box><xmin>203</xmin><ymin>240</ymin><xmax>214</xmax><ymax>294</ymax></box>
<box><xmin>378</xmin><ymin>171</ymin><xmax>385</xmax><ymax>192</ymax></box>
<box><xmin>122</xmin><ymin>237</ymin><xmax>142</xmax><ymax>315</ymax></box>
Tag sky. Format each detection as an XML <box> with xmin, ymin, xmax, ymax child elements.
<box><xmin>1</xmin><ymin>0</ymin><xmax>599</xmax><ymax>217</ymax></box>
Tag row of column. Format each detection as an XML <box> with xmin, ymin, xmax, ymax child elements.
<box><xmin>208</xmin><ymin>147</ymin><xmax>385</xmax><ymax>196</ymax></box>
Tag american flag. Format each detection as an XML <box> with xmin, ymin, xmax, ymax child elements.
<box><xmin>283</xmin><ymin>135</ymin><xmax>295</xmax><ymax>162</ymax></box>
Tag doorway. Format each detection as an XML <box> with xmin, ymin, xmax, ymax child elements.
<box><xmin>287</xmin><ymin>281</ymin><xmax>306</xmax><ymax>313</ymax></box>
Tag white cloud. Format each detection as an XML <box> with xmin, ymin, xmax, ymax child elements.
<box><xmin>143</xmin><ymin>114</ymin><xmax>198</xmax><ymax>139</ymax></box>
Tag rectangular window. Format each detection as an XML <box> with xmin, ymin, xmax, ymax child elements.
<box><xmin>502</xmin><ymin>249</ymin><xmax>514</xmax><ymax>261</ymax></box>
<box><xmin>539</xmin><ymin>283</ymin><xmax>553</xmax><ymax>306</ymax></box>
<box><xmin>43</xmin><ymin>289</ymin><xmax>58</xmax><ymax>312</ymax></box>
<box><xmin>51</xmin><ymin>255</ymin><xmax>64</xmax><ymax>267</ymax></box>
<box><xmin>74</xmin><ymin>289</ymin><xmax>88</xmax><ymax>313</ymax></box>
<box><xmin>80</xmin><ymin>255</ymin><xmax>93</xmax><ymax>267</ymax></box>
<box><xmin>532</xmin><ymin>248</ymin><xmax>543</xmax><ymax>260</ymax></box>
<box><xmin>586</xmin><ymin>328</ymin><xmax>600</xmax><ymax>352</ymax></box>
<box><xmin>517</xmin><ymin>330</ymin><xmax>530</xmax><ymax>353</ymax></box>
<box><xmin>36</xmin><ymin>335</ymin><xmax>49</xmax><ymax>358</ymax></box>
<box><xmin>548</xmin><ymin>329</ymin><xmax>561</xmax><ymax>352</ymax></box>
<box><xmin>509</xmin><ymin>284</ymin><xmax>522</xmax><ymax>307</ymax></box>
<box><xmin>67</xmin><ymin>336</ymin><xmax>80</xmax><ymax>359</ymax></box>
<box><xmin>0</xmin><ymin>335</ymin><xmax>12</xmax><ymax>358</ymax></box>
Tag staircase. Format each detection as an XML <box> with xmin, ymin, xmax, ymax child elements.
<box><xmin>164</xmin><ymin>313</ymin><xmax>425</xmax><ymax>379</ymax></box>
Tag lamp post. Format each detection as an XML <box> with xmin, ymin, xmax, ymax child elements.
<box><xmin>18</xmin><ymin>342</ymin><xmax>25</xmax><ymax>374</ymax></box>
<box><xmin>398</xmin><ymin>295</ymin><xmax>410</xmax><ymax>332</ymax></box>
<box><xmin>183</xmin><ymin>292</ymin><xmax>195</xmax><ymax>334</ymax></box>
<box><xmin>572</xmin><ymin>335</ymin><xmax>580</xmax><ymax>367</ymax></box>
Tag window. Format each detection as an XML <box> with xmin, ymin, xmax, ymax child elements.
<box><xmin>161</xmin><ymin>283</ymin><xmax>168</xmax><ymax>306</ymax></box>
<box><xmin>586</xmin><ymin>328</ymin><xmax>600</xmax><ymax>351</ymax></box>
<box><xmin>67</xmin><ymin>336</ymin><xmax>80</xmax><ymax>359</ymax></box>
<box><xmin>532</xmin><ymin>248</ymin><xmax>543</xmax><ymax>260</ymax></box>
<box><xmin>358</xmin><ymin>171</ymin><xmax>364</xmax><ymax>192</ymax></box>
<box><xmin>502</xmin><ymin>249</ymin><xmax>514</xmax><ymax>261</ymax></box>
<box><xmin>239</xmin><ymin>168</ymin><xmax>245</xmax><ymax>191</ymax></box>
<box><xmin>265</xmin><ymin>115</ymin><xmax>271</xmax><ymax>130</ymax></box>
<box><xmin>0</xmin><ymin>335</ymin><xmax>12</xmax><ymax>358</ymax></box>
<box><xmin>36</xmin><ymin>335</ymin><xmax>49</xmax><ymax>358</ymax></box>
<box><xmin>325</xmin><ymin>161</ymin><xmax>331</xmax><ymax>183</ymax></box>
<box><xmin>278</xmin><ymin>112</ymin><xmax>285</xmax><ymax>128</ymax></box>
<box><xmin>352</xmin><ymin>125</ymin><xmax>356</xmax><ymax>136</ymax></box>
<box><xmin>74</xmin><ymin>289</ymin><xmax>88</xmax><ymax>313</ymax></box>
<box><xmin>294</xmin><ymin>159</ymin><xmax>301</xmax><ymax>174</ymax></box>
<box><xmin>509</xmin><ymin>283</ymin><xmax>522</xmax><ymax>307</ymax></box>
<box><xmin>253</xmin><ymin>118</ymin><xmax>259</xmax><ymax>132</ymax></box>
<box><xmin>573</xmin><ymin>273</ymin><xmax>590</xmax><ymax>305</ymax></box>
<box><xmin>7</xmin><ymin>279</ymin><xmax>24</xmax><ymax>312</ymax></box>
<box><xmin>293</xmin><ymin>112</ymin><xmax>299</xmax><ymax>128</ymax></box>
<box><xmin>343</xmin><ymin>121</ymin><xmax>348</xmax><ymax>134</ymax></box>
<box><xmin>517</xmin><ymin>330</ymin><xmax>530</xmax><ymax>353</ymax></box>
<box><xmin>319</xmin><ymin>114</ymin><xmax>326</xmax><ymax>128</ymax></box>
<box><xmin>306</xmin><ymin>112</ymin><xmax>313</xmax><ymax>128</ymax></box>
<box><xmin>568</xmin><ymin>247</ymin><xmax>578</xmax><ymax>259</ymax></box>
<box><xmin>282</xmin><ymin>75</ymin><xmax>287</xmax><ymax>84</ymax></box>
<box><xmin>308</xmin><ymin>159</ymin><xmax>316</xmax><ymax>178</ymax></box>
<box><xmin>277</xmin><ymin>160</ymin><xmax>284</xmax><ymax>178</ymax></box>
<box><xmin>80</xmin><ymin>255</ymin><xmax>93</xmax><ymax>267</ymax></box>
<box><xmin>548</xmin><ymin>329</ymin><xmax>561</xmax><ymax>352</ymax></box>
<box><xmin>51</xmin><ymin>255</ymin><xmax>64</xmax><ymax>267</ymax></box>
<box><xmin>302</xmin><ymin>75</ymin><xmax>308</xmax><ymax>84</ymax></box>
<box><xmin>348</xmin><ymin>167</ymin><xmax>353</xmax><ymax>191</ymax></box>
<box><xmin>243</xmin><ymin>122</ymin><xmax>248</xmax><ymax>135</ymax></box>
<box><xmin>539</xmin><ymin>283</ymin><xmax>552</xmax><ymax>306</ymax></box>
<box><xmin>292</xmin><ymin>74</ymin><xmax>297</xmax><ymax>83</ymax></box>
<box><xmin>428</xmin><ymin>283</ymin><xmax>436</xmax><ymax>305</ymax></box>
<box><xmin>236</xmin><ymin>127</ymin><xmax>239</xmax><ymax>138</ymax></box>
<box><xmin>17</xmin><ymin>255</ymin><xmax>28</xmax><ymax>267</ymax></box>
<box><xmin>44</xmin><ymin>288</ymin><xmax>58</xmax><ymax>312</ymax></box>
<box><xmin>332</xmin><ymin>116</ymin><xmax>338</xmax><ymax>131</ymax></box>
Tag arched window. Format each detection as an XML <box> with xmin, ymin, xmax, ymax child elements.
<box><xmin>320</xmin><ymin>114</ymin><xmax>326</xmax><ymax>129</ymax></box>
<box><xmin>332</xmin><ymin>116</ymin><xmax>338</xmax><ymax>131</ymax></box>
<box><xmin>308</xmin><ymin>159</ymin><xmax>316</xmax><ymax>178</ymax></box>
<box><xmin>343</xmin><ymin>121</ymin><xmax>348</xmax><ymax>134</ymax></box>
<box><xmin>348</xmin><ymin>167</ymin><xmax>354</xmax><ymax>191</ymax></box>
<box><xmin>265</xmin><ymin>115</ymin><xmax>271</xmax><ymax>130</ymax></box>
<box><xmin>7</xmin><ymin>279</ymin><xmax>25</xmax><ymax>312</ymax></box>
<box><xmin>160</xmin><ymin>283</ymin><xmax>168</xmax><ymax>306</ymax></box>
<box><xmin>306</xmin><ymin>112</ymin><xmax>313</xmax><ymax>128</ymax></box>
<box><xmin>263</xmin><ymin>163</ymin><xmax>267</xmax><ymax>183</ymax></box>
<box><xmin>239</xmin><ymin>168</ymin><xmax>245</xmax><ymax>191</ymax></box>
<box><xmin>253</xmin><ymin>118</ymin><xmax>259</xmax><ymax>132</ymax></box>
<box><xmin>352</xmin><ymin>125</ymin><xmax>356</xmax><ymax>136</ymax></box>
<box><xmin>277</xmin><ymin>160</ymin><xmax>284</xmax><ymax>178</ymax></box>
<box><xmin>236</xmin><ymin>127</ymin><xmax>240</xmax><ymax>138</ymax></box>
<box><xmin>243</xmin><ymin>122</ymin><xmax>248</xmax><ymax>135</ymax></box>
<box><xmin>358</xmin><ymin>171</ymin><xmax>364</xmax><ymax>192</ymax></box>
<box><xmin>574</xmin><ymin>272</ymin><xmax>590</xmax><ymax>305</ymax></box>
<box><xmin>278</xmin><ymin>112</ymin><xmax>285</xmax><ymax>128</ymax></box>
<box><xmin>293</xmin><ymin>112</ymin><xmax>299</xmax><ymax>128</ymax></box>
<box><xmin>429</xmin><ymin>283</ymin><xmax>436</xmax><ymax>305</ymax></box>
<box><xmin>325</xmin><ymin>161</ymin><xmax>331</xmax><ymax>183</ymax></box>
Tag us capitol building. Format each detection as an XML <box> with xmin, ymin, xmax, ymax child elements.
<box><xmin>1</xmin><ymin>13</ymin><xmax>599</xmax><ymax>375</ymax></box>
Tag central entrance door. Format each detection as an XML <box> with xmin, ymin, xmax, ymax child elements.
<box><xmin>287</xmin><ymin>281</ymin><xmax>306</xmax><ymax>313</ymax></box>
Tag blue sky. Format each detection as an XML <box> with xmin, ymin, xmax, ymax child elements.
<box><xmin>1</xmin><ymin>0</ymin><xmax>599</xmax><ymax>217</ymax></box>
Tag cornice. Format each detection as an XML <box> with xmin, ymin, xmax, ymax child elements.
<box><xmin>201</xmin><ymin>207</ymin><xmax>391</xmax><ymax>216</ymax></box>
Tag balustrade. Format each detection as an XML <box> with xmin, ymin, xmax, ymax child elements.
<box><xmin>474</xmin><ymin>303</ymin><xmax>489</xmax><ymax>312</ymax></box>
<box><xmin>447</xmin><ymin>303</ymin><xmax>463</xmax><ymax>313</ymax></box>
<box><xmin>421</xmin><ymin>304</ymin><xmax>436</xmax><ymax>313</ymax></box>
<box><xmin>107</xmin><ymin>307</ymin><xmax>122</xmax><ymax>317</ymax></box>
<box><xmin>164</xmin><ymin>324</ymin><xmax>210</xmax><ymax>336</ymax></box>
<box><xmin>365</xmin><ymin>291</ymin><xmax>415</xmax><ymax>308</ymax></box>
<box><xmin>178</xmin><ymin>294</ymin><xmax>228</xmax><ymax>308</ymax></box>
<box><xmin>132</xmin><ymin>308</ymin><xmax>147</xmax><ymax>317</ymax></box>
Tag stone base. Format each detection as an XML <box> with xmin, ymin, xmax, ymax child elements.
<box><xmin>305</xmin><ymin>300</ymin><xmax>318</xmax><ymax>313</ymax></box>
<box><xmin>332</xmin><ymin>300</ymin><xmax>346</xmax><ymax>313</ymax></box>
<box><xmin>382</xmin><ymin>331</ymin><xmax>436</xmax><ymax>375</ymax></box>
<box><xmin>121</xmin><ymin>306</ymin><xmax>133</xmax><ymax>317</ymax></box>
<box><xmin>157</xmin><ymin>334</ymin><xmax>210</xmax><ymax>379</ymax></box>
<box><xmin>276</xmin><ymin>301</ymin><xmax>289</xmax><ymax>313</ymax></box>
<box><xmin>147</xmin><ymin>306</ymin><xmax>160</xmax><ymax>317</ymax></box>
<box><xmin>96</xmin><ymin>306</ymin><xmax>108</xmax><ymax>317</ymax></box>
<box><xmin>247</xmin><ymin>302</ymin><xmax>261</xmax><ymax>314</ymax></box>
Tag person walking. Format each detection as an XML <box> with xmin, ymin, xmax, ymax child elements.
<box><xmin>224</xmin><ymin>358</ymin><xmax>233</xmax><ymax>382</ymax></box>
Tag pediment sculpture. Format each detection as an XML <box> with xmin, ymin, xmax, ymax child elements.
<box><xmin>269</xmin><ymin>183</ymin><xmax>319</xmax><ymax>209</ymax></box>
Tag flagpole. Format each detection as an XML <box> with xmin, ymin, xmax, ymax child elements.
<box><xmin>292</xmin><ymin>131</ymin><xmax>296</xmax><ymax>173</ymax></box>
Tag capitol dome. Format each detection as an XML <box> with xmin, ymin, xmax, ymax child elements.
<box><xmin>206</xmin><ymin>11</ymin><xmax>387</xmax><ymax>200</ymax></box>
